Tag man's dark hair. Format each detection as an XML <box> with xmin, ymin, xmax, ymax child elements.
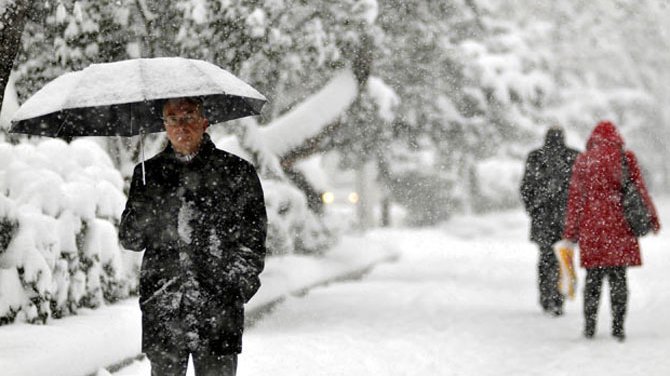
<box><xmin>163</xmin><ymin>96</ymin><xmax>205</xmax><ymax>115</ymax></box>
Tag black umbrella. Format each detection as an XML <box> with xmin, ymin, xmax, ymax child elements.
<box><xmin>10</xmin><ymin>57</ymin><xmax>267</xmax><ymax>184</ymax></box>
<box><xmin>10</xmin><ymin>57</ymin><xmax>266</xmax><ymax>137</ymax></box>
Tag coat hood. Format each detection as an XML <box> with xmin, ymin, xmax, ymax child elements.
<box><xmin>586</xmin><ymin>120</ymin><xmax>624</xmax><ymax>150</ymax></box>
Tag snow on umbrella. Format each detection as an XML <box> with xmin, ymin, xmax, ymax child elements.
<box><xmin>9</xmin><ymin>57</ymin><xmax>267</xmax><ymax>137</ymax></box>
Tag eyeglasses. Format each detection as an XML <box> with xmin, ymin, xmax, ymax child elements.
<box><xmin>164</xmin><ymin>114</ymin><xmax>202</xmax><ymax>127</ymax></box>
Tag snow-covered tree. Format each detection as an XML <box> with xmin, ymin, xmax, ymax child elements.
<box><xmin>0</xmin><ymin>0</ymin><xmax>37</xmax><ymax>118</ymax></box>
<box><xmin>370</xmin><ymin>0</ymin><xmax>670</xmax><ymax>221</ymax></box>
<box><xmin>9</xmin><ymin>1</ymin><xmax>382</xmax><ymax>258</ymax></box>
<box><xmin>367</xmin><ymin>1</ymin><xmax>493</xmax><ymax>220</ymax></box>
<box><xmin>490</xmin><ymin>0</ymin><xmax>670</xmax><ymax>189</ymax></box>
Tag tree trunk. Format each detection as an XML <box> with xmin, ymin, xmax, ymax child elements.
<box><xmin>355</xmin><ymin>160</ymin><xmax>376</xmax><ymax>230</ymax></box>
<box><xmin>380</xmin><ymin>196</ymin><xmax>391</xmax><ymax>227</ymax></box>
<box><xmin>376</xmin><ymin>156</ymin><xmax>393</xmax><ymax>227</ymax></box>
<box><xmin>0</xmin><ymin>0</ymin><xmax>34</xmax><ymax>112</ymax></box>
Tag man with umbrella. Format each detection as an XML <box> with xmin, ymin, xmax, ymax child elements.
<box><xmin>119</xmin><ymin>96</ymin><xmax>267</xmax><ymax>375</ymax></box>
<box><xmin>10</xmin><ymin>57</ymin><xmax>269</xmax><ymax>375</ymax></box>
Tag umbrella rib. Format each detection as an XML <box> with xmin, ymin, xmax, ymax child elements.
<box><xmin>55</xmin><ymin>111</ymin><xmax>70</xmax><ymax>138</ymax></box>
<box><xmin>52</xmin><ymin>69</ymin><xmax>87</xmax><ymax>138</ymax></box>
<box><xmin>134</xmin><ymin>59</ymin><xmax>148</xmax><ymax>134</ymax></box>
<box><xmin>186</xmin><ymin>59</ymin><xmax>224</xmax><ymax>123</ymax></box>
<box><xmin>239</xmin><ymin>96</ymin><xmax>263</xmax><ymax>115</ymax></box>
<box><xmin>187</xmin><ymin>60</ymin><xmax>262</xmax><ymax>123</ymax></box>
<box><xmin>138</xmin><ymin>59</ymin><xmax>149</xmax><ymax>101</ymax></box>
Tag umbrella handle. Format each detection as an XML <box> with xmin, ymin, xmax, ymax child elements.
<box><xmin>140</xmin><ymin>130</ymin><xmax>146</xmax><ymax>185</ymax></box>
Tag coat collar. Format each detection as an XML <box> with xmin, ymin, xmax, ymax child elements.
<box><xmin>163</xmin><ymin>133</ymin><xmax>216</xmax><ymax>164</ymax></box>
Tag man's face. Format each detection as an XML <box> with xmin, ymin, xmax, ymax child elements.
<box><xmin>163</xmin><ymin>99</ymin><xmax>209</xmax><ymax>154</ymax></box>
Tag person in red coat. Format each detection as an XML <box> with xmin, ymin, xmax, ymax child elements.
<box><xmin>563</xmin><ymin>120</ymin><xmax>660</xmax><ymax>341</ymax></box>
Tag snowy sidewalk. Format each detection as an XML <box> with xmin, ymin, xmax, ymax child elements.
<box><xmin>0</xmin><ymin>235</ymin><xmax>398</xmax><ymax>376</ymax></box>
<box><xmin>230</xmin><ymin>201</ymin><xmax>670</xmax><ymax>376</ymax></box>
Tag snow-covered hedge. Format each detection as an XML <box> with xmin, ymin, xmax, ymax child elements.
<box><xmin>0</xmin><ymin>139</ymin><xmax>140</xmax><ymax>325</ymax></box>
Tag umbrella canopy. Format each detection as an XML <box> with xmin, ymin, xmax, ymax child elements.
<box><xmin>9</xmin><ymin>57</ymin><xmax>267</xmax><ymax>137</ymax></box>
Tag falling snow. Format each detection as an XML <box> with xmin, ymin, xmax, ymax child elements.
<box><xmin>1</xmin><ymin>1</ymin><xmax>669</xmax><ymax>375</ymax></box>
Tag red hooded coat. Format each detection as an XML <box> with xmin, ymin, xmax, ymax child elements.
<box><xmin>563</xmin><ymin>121</ymin><xmax>661</xmax><ymax>268</ymax></box>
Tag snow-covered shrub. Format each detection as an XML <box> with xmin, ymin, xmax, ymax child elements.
<box><xmin>0</xmin><ymin>139</ymin><xmax>140</xmax><ymax>325</ymax></box>
<box><xmin>0</xmin><ymin>217</ymin><xmax>16</xmax><ymax>258</ymax></box>
<box><xmin>262</xmin><ymin>179</ymin><xmax>333</xmax><ymax>256</ymax></box>
<box><xmin>0</xmin><ymin>195</ymin><xmax>20</xmax><ymax>324</ymax></box>
<box><xmin>0</xmin><ymin>195</ymin><xmax>18</xmax><ymax>258</ymax></box>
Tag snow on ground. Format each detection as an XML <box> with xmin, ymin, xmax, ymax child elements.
<box><xmin>234</xmin><ymin>200</ymin><xmax>670</xmax><ymax>376</ymax></box>
<box><xmin>0</xmin><ymin>300</ymin><xmax>141</xmax><ymax>376</ymax></box>
<box><xmin>4</xmin><ymin>198</ymin><xmax>668</xmax><ymax>376</ymax></box>
<box><xmin>0</xmin><ymin>235</ymin><xmax>395</xmax><ymax>376</ymax></box>
<box><xmin>112</xmin><ymin>197</ymin><xmax>670</xmax><ymax>375</ymax></box>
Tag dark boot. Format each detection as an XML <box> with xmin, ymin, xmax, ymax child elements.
<box><xmin>612</xmin><ymin>326</ymin><xmax>625</xmax><ymax>342</ymax></box>
<box><xmin>612</xmin><ymin>313</ymin><xmax>626</xmax><ymax>342</ymax></box>
<box><xmin>584</xmin><ymin>317</ymin><xmax>596</xmax><ymax>339</ymax></box>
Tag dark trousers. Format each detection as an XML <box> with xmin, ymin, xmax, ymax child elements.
<box><xmin>149</xmin><ymin>349</ymin><xmax>237</xmax><ymax>376</ymax></box>
<box><xmin>584</xmin><ymin>266</ymin><xmax>628</xmax><ymax>335</ymax></box>
<box><xmin>538</xmin><ymin>245</ymin><xmax>563</xmax><ymax>311</ymax></box>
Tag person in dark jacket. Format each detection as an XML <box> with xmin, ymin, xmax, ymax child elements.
<box><xmin>563</xmin><ymin>120</ymin><xmax>660</xmax><ymax>341</ymax></box>
<box><xmin>119</xmin><ymin>97</ymin><xmax>267</xmax><ymax>376</ymax></box>
<box><xmin>520</xmin><ymin>126</ymin><xmax>579</xmax><ymax>316</ymax></box>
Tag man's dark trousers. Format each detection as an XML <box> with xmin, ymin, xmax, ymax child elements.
<box><xmin>539</xmin><ymin>245</ymin><xmax>563</xmax><ymax>314</ymax></box>
<box><xmin>149</xmin><ymin>349</ymin><xmax>237</xmax><ymax>376</ymax></box>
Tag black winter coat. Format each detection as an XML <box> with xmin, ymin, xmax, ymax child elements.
<box><xmin>119</xmin><ymin>134</ymin><xmax>267</xmax><ymax>356</ymax></box>
<box><xmin>520</xmin><ymin>130</ymin><xmax>578</xmax><ymax>247</ymax></box>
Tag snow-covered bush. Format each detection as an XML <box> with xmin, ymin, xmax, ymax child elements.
<box><xmin>262</xmin><ymin>179</ymin><xmax>333</xmax><ymax>256</ymax></box>
<box><xmin>0</xmin><ymin>139</ymin><xmax>140</xmax><ymax>325</ymax></box>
